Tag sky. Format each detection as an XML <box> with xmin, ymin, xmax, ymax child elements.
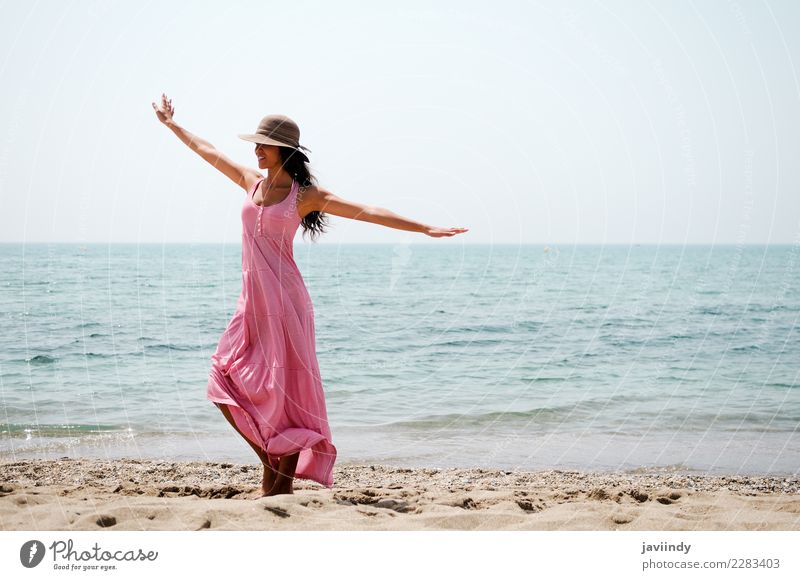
<box><xmin>1</xmin><ymin>0</ymin><xmax>799</xmax><ymax>245</ymax></box>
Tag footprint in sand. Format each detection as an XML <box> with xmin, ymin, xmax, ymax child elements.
<box><xmin>95</xmin><ymin>515</ymin><xmax>117</xmax><ymax>528</ymax></box>
<box><xmin>611</xmin><ymin>511</ymin><xmax>637</xmax><ymax>525</ymax></box>
<box><xmin>516</xmin><ymin>499</ymin><xmax>544</xmax><ymax>513</ymax></box>
<box><xmin>656</xmin><ymin>491</ymin><xmax>683</xmax><ymax>505</ymax></box>
<box><xmin>627</xmin><ymin>489</ymin><xmax>649</xmax><ymax>503</ymax></box>
<box><xmin>587</xmin><ymin>488</ymin><xmax>612</xmax><ymax>501</ymax></box>
<box><xmin>445</xmin><ymin>496</ymin><xmax>478</xmax><ymax>510</ymax></box>
<box><xmin>373</xmin><ymin>498</ymin><xmax>412</xmax><ymax>513</ymax></box>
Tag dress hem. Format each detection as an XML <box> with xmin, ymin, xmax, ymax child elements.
<box><xmin>206</xmin><ymin>392</ymin><xmax>336</xmax><ymax>489</ymax></box>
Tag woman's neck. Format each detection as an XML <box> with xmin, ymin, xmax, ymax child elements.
<box><xmin>264</xmin><ymin>169</ymin><xmax>293</xmax><ymax>190</ymax></box>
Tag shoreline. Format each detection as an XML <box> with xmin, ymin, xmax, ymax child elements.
<box><xmin>2</xmin><ymin>458</ymin><xmax>798</xmax><ymax>531</ymax></box>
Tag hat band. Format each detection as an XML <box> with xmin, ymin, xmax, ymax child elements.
<box><xmin>260</xmin><ymin>132</ymin><xmax>296</xmax><ymax>144</ymax></box>
<box><xmin>258</xmin><ymin>133</ymin><xmax>310</xmax><ymax>152</ymax></box>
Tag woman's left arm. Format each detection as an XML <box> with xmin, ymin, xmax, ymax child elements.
<box><xmin>306</xmin><ymin>187</ymin><xmax>469</xmax><ymax>238</ymax></box>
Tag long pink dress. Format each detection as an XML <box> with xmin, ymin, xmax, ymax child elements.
<box><xmin>206</xmin><ymin>177</ymin><xmax>337</xmax><ymax>488</ymax></box>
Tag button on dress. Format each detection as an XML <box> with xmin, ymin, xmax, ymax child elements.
<box><xmin>207</xmin><ymin>177</ymin><xmax>337</xmax><ymax>488</ymax></box>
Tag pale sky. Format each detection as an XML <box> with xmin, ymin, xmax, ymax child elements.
<box><xmin>1</xmin><ymin>0</ymin><xmax>799</xmax><ymax>244</ymax></box>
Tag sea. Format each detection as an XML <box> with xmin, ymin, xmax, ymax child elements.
<box><xmin>1</xmin><ymin>242</ymin><xmax>798</xmax><ymax>476</ymax></box>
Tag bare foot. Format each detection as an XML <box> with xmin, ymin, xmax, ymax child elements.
<box><xmin>261</xmin><ymin>465</ymin><xmax>277</xmax><ymax>495</ymax></box>
<box><xmin>249</xmin><ymin>464</ymin><xmax>278</xmax><ymax>499</ymax></box>
<box><xmin>265</xmin><ymin>480</ymin><xmax>294</xmax><ymax>496</ymax></box>
<box><xmin>266</xmin><ymin>453</ymin><xmax>299</xmax><ymax>496</ymax></box>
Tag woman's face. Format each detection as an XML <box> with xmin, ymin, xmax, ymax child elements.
<box><xmin>254</xmin><ymin>143</ymin><xmax>281</xmax><ymax>170</ymax></box>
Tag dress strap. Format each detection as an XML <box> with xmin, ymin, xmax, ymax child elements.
<box><xmin>251</xmin><ymin>177</ymin><xmax>300</xmax><ymax>211</ymax></box>
<box><xmin>250</xmin><ymin>177</ymin><xmax>266</xmax><ymax>202</ymax></box>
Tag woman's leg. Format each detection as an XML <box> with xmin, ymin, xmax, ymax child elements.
<box><xmin>268</xmin><ymin>452</ymin><xmax>300</xmax><ymax>495</ymax></box>
<box><xmin>214</xmin><ymin>402</ymin><xmax>277</xmax><ymax>496</ymax></box>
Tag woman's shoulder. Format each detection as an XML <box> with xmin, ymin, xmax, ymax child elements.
<box><xmin>296</xmin><ymin>182</ymin><xmax>329</xmax><ymax>215</ymax></box>
<box><xmin>243</xmin><ymin>172</ymin><xmax>265</xmax><ymax>193</ymax></box>
<box><xmin>297</xmin><ymin>182</ymin><xmax>329</xmax><ymax>198</ymax></box>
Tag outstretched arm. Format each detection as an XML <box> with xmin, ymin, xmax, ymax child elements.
<box><xmin>152</xmin><ymin>93</ymin><xmax>260</xmax><ymax>192</ymax></box>
<box><xmin>305</xmin><ymin>187</ymin><xmax>469</xmax><ymax>238</ymax></box>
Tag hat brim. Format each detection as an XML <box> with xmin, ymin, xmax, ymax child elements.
<box><xmin>238</xmin><ymin>134</ymin><xmax>309</xmax><ymax>161</ymax></box>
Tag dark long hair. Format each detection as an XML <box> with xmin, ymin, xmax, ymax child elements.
<box><xmin>278</xmin><ymin>146</ymin><xmax>329</xmax><ymax>242</ymax></box>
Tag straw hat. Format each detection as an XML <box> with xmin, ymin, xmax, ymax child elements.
<box><xmin>238</xmin><ymin>114</ymin><xmax>311</xmax><ymax>162</ymax></box>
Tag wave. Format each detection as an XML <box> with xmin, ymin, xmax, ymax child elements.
<box><xmin>731</xmin><ymin>344</ymin><xmax>762</xmax><ymax>352</ymax></box>
<box><xmin>376</xmin><ymin>397</ymin><xmax>645</xmax><ymax>429</ymax></box>
<box><xmin>1</xmin><ymin>423</ymin><xmax>127</xmax><ymax>436</ymax></box>
<box><xmin>381</xmin><ymin>408</ymin><xmax>567</xmax><ymax>429</ymax></box>
<box><xmin>512</xmin><ymin>320</ymin><xmax>544</xmax><ymax>331</ymax></box>
<box><xmin>746</xmin><ymin>304</ymin><xmax>794</xmax><ymax>313</ymax></box>
<box><xmin>142</xmin><ymin>343</ymin><xmax>205</xmax><ymax>352</ymax></box>
<box><xmin>24</xmin><ymin>354</ymin><xmax>57</xmax><ymax>364</ymax></box>
<box><xmin>444</xmin><ymin>324</ymin><xmax>520</xmax><ymax>334</ymax></box>
<box><xmin>17</xmin><ymin>344</ymin><xmax>209</xmax><ymax>363</ymax></box>
<box><xmin>765</xmin><ymin>382</ymin><xmax>798</xmax><ymax>389</ymax></box>
<box><xmin>431</xmin><ymin>338</ymin><xmax>503</xmax><ymax>348</ymax></box>
<box><xmin>373</xmin><ymin>407</ymin><xmax>800</xmax><ymax>433</ymax></box>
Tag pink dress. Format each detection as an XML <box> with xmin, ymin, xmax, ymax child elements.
<box><xmin>206</xmin><ymin>177</ymin><xmax>337</xmax><ymax>488</ymax></box>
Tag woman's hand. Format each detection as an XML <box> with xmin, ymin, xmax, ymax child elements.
<box><xmin>151</xmin><ymin>93</ymin><xmax>175</xmax><ymax>125</ymax></box>
<box><xmin>423</xmin><ymin>226</ymin><xmax>469</xmax><ymax>238</ymax></box>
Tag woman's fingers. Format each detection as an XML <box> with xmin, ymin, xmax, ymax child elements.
<box><xmin>152</xmin><ymin>97</ymin><xmax>173</xmax><ymax>123</ymax></box>
<box><xmin>154</xmin><ymin>93</ymin><xmax>174</xmax><ymax>116</ymax></box>
<box><xmin>425</xmin><ymin>226</ymin><xmax>469</xmax><ymax>237</ymax></box>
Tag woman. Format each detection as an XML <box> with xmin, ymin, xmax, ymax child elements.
<box><xmin>152</xmin><ymin>93</ymin><xmax>468</xmax><ymax>497</ymax></box>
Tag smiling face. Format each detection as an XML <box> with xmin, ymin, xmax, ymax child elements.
<box><xmin>254</xmin><ymin>143</ymin><xmax>281</xmax><ymax>170</ymax></box>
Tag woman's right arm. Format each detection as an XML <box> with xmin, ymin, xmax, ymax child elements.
<box><xmin>152</xmin><ymin>93</ymin><xmax>261</xmax><ymax>192</ymax></box>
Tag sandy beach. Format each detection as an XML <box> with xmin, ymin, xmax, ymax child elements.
<box><xmin>1</xmin><ymin>458</ymin><xmax>798</xmax><ymax>531</ymax></box>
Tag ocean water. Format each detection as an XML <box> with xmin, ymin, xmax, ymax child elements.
<box><xmin>1</xmin><ymin>242</ymin><xmax>798</xmax><ymax>476</ymax></box>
